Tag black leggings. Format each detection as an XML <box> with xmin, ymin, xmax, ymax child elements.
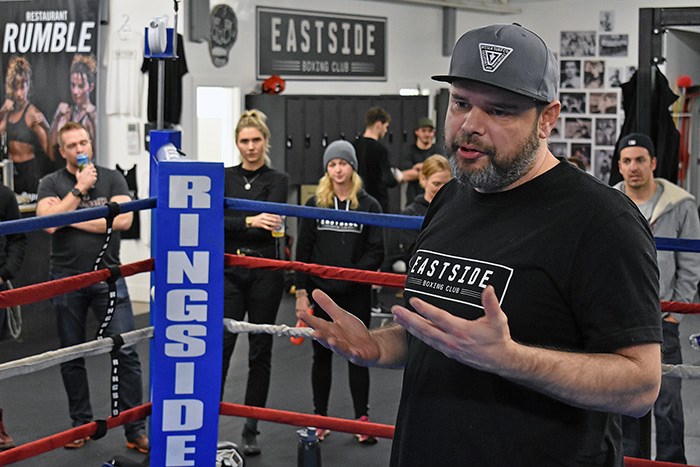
<box><xmin>221</xmin><ymin>266</ymin><xmax>284</xmax><ymax>414</ymax></box>
<box><xmin>310</xmin><ymin>287</ymin><xmax>372</xmax><ymax>419</ymax></box>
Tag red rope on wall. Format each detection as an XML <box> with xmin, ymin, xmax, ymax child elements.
<box><xmin>0</xmin><ymin>403</ymin><xmax>151</xmax><ymax>465</ymax></box>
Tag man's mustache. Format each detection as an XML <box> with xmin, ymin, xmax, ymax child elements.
<box><xmin>447</xmin><ymin>136</ymin><xmax>495</xmax><ymax>158</ymax></box>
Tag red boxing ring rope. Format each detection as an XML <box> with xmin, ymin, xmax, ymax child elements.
<box><xmin>224</xmin><ymin>254</ymin><xmax>406</xmax><ymax>288</ymax></box>
<box><xmin>0</xmin><ymin>399</ymin><xmax>692</xmax><ymax>466</ymax></box>
<box><xmin>0</xmin><ymin>259</ymin><xmax>154</xmax><ymax>308</ymax></box>
<box><xmin>0</xmin><ymin>255</ymin><xmax>697</xmax><ymax>314</ymax></box>
<box><xmin>219</xmin><ymin>402</ymin><xmax>394</xmax><ymax>439</ymax></box>
<box><xmin>0</xmin><ymin>404</ymin><xmax>152</xmax><ymax>464</ymax></box>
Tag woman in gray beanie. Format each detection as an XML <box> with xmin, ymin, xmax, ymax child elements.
<box><xmin>295</xmin><ymin>140</ymin><xmax>384</xmax><ymax>444</ymax></box>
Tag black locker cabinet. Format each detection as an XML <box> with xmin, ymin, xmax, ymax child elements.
<box><xmin>245</xmin><ymin>94</ymin><xmax>430</xmax><ymax>212</ymax></box>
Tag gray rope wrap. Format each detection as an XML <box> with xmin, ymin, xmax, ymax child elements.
<box><xmin>1</xmin><ymin>323</ymin><xmax>697</xmax><ymax>382</ymax></box>
<box><xmin>0</xmin><ymin>319</ymin><xmax>314</xmax><ymax>381</ymax></box>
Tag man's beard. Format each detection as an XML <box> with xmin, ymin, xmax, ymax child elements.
<box><xmin>447</xmin><ymin>123</ymin><xmax>541</xmax><ymax>193</ymax></box>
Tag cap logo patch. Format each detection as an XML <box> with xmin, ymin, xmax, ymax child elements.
<box><xmin>478</xmin><ymin>43</ymin><xmax>513</xmax><ymax>73</ymax></box>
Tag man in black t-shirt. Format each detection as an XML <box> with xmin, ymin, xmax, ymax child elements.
<box><xmin>299</xmin><ymin>24</ymin><xmax>662</xmax><ymax>467</ymax></box>
<box><xmin>353</xmin><ymin>107</ymin><xmax>399</xmax><ymax>213</ymax></box>
<box><xmin>398</xmin><ymin>117</ymin><xmax>436</xmax><ymax>206</ymax></box>
<box><xmin>36</xmin><ymin>122</ymin><xmax>148</xmax><ymax>454</ymax></box>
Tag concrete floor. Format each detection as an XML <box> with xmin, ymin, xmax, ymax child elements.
<box><xmin>0</xmin><ymin>292</ymin><xmax>699</xmax><ymax>466</ymax></box>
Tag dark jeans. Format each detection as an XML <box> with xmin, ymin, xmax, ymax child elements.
<box><xmin>51</xmin><ymin>271</ymin><xmax>145</xmax><ymax>440</ymax></box>
<box><xmin>622</xmin><ymin>320</ymin><xmax>686</xmax><ymax>463</ymax></box>
<box><xmin>222</xmin><ymin>266</ymin><xmax>284</xmax><ymax>432</ymax></box>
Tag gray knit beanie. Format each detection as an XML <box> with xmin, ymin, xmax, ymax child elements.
<box><xmin>323</xmin><ymin>140</ymin><xmax>357</xmax><ymax>171</ymax></box>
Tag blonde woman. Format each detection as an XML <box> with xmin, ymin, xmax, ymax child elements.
<box><xmin>295</xmin><ymin>140</ymin><xmax>384</xmax><ymax>444</ymax></box>
<box><xmin>396</xmin><ymin>155</ymin><xmax>452</xmax><ymax>269</ymax></box>
<box><xmin>222</xmin><ymin>109</ymin><xmax>289</xmax><ymax>456</ymax></box>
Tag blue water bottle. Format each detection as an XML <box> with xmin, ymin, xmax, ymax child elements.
<box><xmin>297</xmin><ymin>426</ymin><xmax>321</xmax><ymax>467</ymax></box>
<box><xmin>77</xmin><ymin>153</ymin><xmax>89</xmax><ymax>171</ymax></box>
<box><xmin>690</xmin><ymin>333</ymin><xmax>700</xmax><ymax>350</ymax></box>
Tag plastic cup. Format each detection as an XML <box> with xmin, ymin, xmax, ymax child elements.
<box><xmin>272</xmin><ymin>215</ymin><xmax>286</xmax><ymax>238</ymax></box>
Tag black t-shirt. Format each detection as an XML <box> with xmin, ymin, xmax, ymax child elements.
<box><xmin>353</xmin><ymin>136</ymin><xmax>397</xmax><ymax>213</ymax></box>
<box><xmin>141</xmin><ymin>34</ymin><xmax>188</xmax><ymax>125</ymax></box>
<box><xmin>391</xmin><ymin>160</ymin><xmax>662</xmax><ymax>466</ymax></box>
<box><xmin>37</xmin><ymin>167</ymin><xmax>130</xmax><ymax>273</ymax></box>
<box><xmin>223</xmin><ymin>164</ymin><xmax>289</xmax><ymax>256</ymax></box>
<box><xmin>399</xmin><ymin>143</ymin><xmax>435</xmax><ymax>202</ymax></box>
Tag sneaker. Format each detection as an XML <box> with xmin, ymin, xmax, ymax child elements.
<box><xmin>355</xmin><ymin>415</ymin><xmax>377</xmax><ymax>445</ymax></box>
<box><xmin>64</xmin><ymin>437</ymin><xmax>89</xmax><ymax>449</ymax></box>
<box><xmin>126</xmin><ymin>434</ymin><xmax>150</xmax><ymax>454</ymax></box>
<box><xmin>241</xmin><ymin>429</ymin><xmax>261</xmax><ymax>456</ymax></box>
<box><xmin>315</xmin><ymin>428</ymin><xmax>331</xmax><ymax>441</ymax></box>
<box><xmin>0</xmin><ymin>408</ymin><xmax>16</xmax><ymax>450</ymax></box>
<box><xmin>0</xmin><ymin>438</ymin><xmax>15</xmax><ymax>451</ymax></box>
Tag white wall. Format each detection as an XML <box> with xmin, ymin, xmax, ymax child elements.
<box><xmin>105</xmin><ymin>0</ymin><xmax>699</xmax><ymax>300</ymax></box>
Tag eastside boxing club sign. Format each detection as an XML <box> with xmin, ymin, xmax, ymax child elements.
<box><xmin>257</xmin><ymin>6</ymin><xmax>386</xmax><ymax>81</ymax></box>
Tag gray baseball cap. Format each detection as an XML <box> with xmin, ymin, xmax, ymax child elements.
<box><xmin>432</xmin><ymin>23</ymin><xmax>559</xmax><ymax>103</ymax></box>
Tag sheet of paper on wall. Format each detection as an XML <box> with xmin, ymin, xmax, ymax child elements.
<box><xmin>127</xmin><ymin>123</ymin><xmax>141</xmax><ymax>155</ymax></box>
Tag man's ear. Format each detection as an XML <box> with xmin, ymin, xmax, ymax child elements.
<box><xmin>539</xmin><ymin>101</ymin><xmax>561</xmax><ymax>140</ymax></box>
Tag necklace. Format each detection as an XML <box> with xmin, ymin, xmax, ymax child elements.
<box><xmin>242</xmin><ymin>174</ymin><xmax>261</xmax><ymax>190</ymax></box>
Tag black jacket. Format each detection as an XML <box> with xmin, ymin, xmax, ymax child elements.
<box><xmin>295</xmin><ymin>189</ymin><xmax>384</xmax><ymax>295</ymax></box>
<box><xmin>609</xmin><ymin>67</ymin><xmax>680</xmax><ymax>185</ymax></box>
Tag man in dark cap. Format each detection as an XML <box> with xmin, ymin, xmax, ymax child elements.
<box><xmin>299</xmin><ymin>24</ymin><xmax>661</xmax><ymax>466</ymax></box>
<box><xmin>398</xmin><ymin>117</ymin><xmax>437</xmax><ymax>207</ymax></box>
<box><xmin>614</xmin><ymin>132</ymin><xmax>700</xmax><ymax>464</ymax></box>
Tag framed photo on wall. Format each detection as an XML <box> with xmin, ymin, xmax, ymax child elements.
<box><xmin>560</xmin><ymin>60</ymin><xmax>582</xmax><ymax>89</ymax></box>
<box><xmin>560</xmin><ymin>92</ymin><xmax>587</xmax><ymax>114</ymax></box>
<box><xmin>565</xmin><ymin>118</ymin><xmax>593</xmax><ymax>140</ymax></box>
<box><xmin>584</xmin><ymin>60</ymin><xmax>605</xmax><ymax>89</ymax></box>
<box><xmin>599</xmin><ymin>11</ymin><xmax>614</xmax><ymax>32</ymax></box>
<box><xmin>599</xmin><ymin>34</ymin><xmax>628</xmax><ymax>57</ymax></box>
<box><xmin>589</xmin><ymin>92</ymin><xmax>618</xmax><ymax>114</ymax></box>
<box><xmin>594</xmin><ymin>149</ymin><xmax>614</xmax><ymax>183</ymax></box>
<box><xmin>595</xmin><ymin>118</ymin><xmax>617</xmax><ymax>145</ymax></box>
<box><xmin>560</xmin><ymin>31</ymin><xmax>596</xmax><ymax>56</ymax></box>
<box><xmin>571</xmin><ymin>143</ymin><xmax>592</xmax><ymax>170</ymax></box>
<box><xmin>548</xmin><ymin>141</ymin><xmax>568</xmax><ymax>158</ymax></box>
<box><xmin>607</xmin><ymin>67</ymin><xmax>623</xmax><ymax>87</ymax></box>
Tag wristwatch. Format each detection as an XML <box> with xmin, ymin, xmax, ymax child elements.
<box><xmin>70</xmin><ymin>187</ymin><xmax>83</xmax><ymax>198</ymax></box>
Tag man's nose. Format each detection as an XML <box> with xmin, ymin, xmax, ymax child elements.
<box><xmin>460</xmin><ymin>108</ymin><xmax>486</xmax><ymax>135</ymax></box>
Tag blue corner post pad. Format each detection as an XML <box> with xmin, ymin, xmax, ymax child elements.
<box><xmin>150</xmin><ymin>158</ymin><xmax>225</xmax><ymax>466</ymax></box>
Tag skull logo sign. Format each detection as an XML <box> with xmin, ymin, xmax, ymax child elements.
<box><xmin>209</xmin><ymin>4</ymin><xmax>237</xmax><ymax>68</ymax></box>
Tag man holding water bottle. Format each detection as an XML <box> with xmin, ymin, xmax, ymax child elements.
<box><xmin>35</xmin><ymin>122</ymin><xmax>149</xmax><ymax>454</ymax></box>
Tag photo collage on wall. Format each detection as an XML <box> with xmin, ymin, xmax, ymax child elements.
<box><xmin>549</xmin><ymin>10</ymin><xmax>636</xmax><ymax>184</ymax></box>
